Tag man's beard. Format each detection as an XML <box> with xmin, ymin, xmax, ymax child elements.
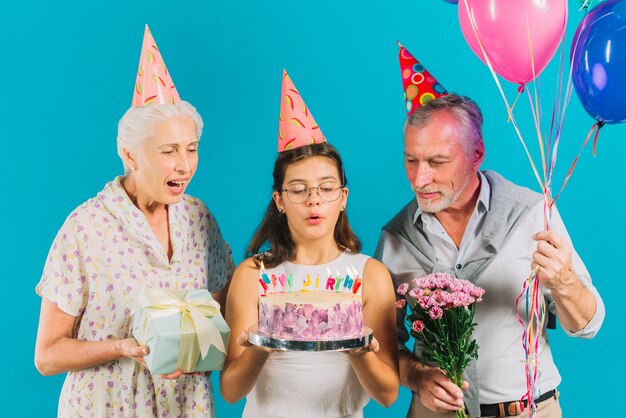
<box><xmin>413</xmin><ymin>175</ymin><xmax>470</xmax><ymax>213</ymax></box>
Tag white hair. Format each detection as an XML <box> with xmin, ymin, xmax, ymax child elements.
<box><xmin>116</xmin><ymin>100</ymin><xmax>204</xmax><ymax>173</ymax></box>
<box><xmin>406</xmin><ymin>93</ymin><xmax>483</xmax><ymax>157</ymax></box>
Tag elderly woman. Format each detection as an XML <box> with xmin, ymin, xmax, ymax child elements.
<box><xmin>35</xmin><ymin>99</ymin><xmax>233</xmax><ymax>417</ymax></box>
<box><xmin>34</xmin><ymin>27</ymin><xmax>233</xmax><ymax>418</ymax></box>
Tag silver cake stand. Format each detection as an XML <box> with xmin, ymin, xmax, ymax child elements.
<box><xmin>248</xmin><ymin>326</ymin><xmax>373</xmax><ymax>352</ymax></box>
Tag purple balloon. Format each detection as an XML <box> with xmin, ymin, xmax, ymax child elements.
<box><xmin>572</xmin><ymin>0</ymin><xmax>626</xmax><ymax>124</ymax></box>
<box><xmin>442</xmin><ymin>0</ymin><xmax>459</xmax><ymax>4</ymax></box>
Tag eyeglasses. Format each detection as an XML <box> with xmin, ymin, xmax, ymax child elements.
<box><xmin>281</xmin><ymin>182</ymin><xmax>344</xmax><ymax>204</ymax></box>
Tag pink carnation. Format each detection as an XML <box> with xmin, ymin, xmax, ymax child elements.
<box><xmin>417</xmin><ymin>295</ymin><xmax>436</xmax><ymax>310</ymax></box>
<box><xmin>397</xmin><ymin>283</ymin><xmax>409</xmax><ymax>295</ymax></box>
<box><xmin>429</xmin><ymin>306</ymin><xmax>443</xmax><ymax>320</ymax></box>
<box><xmin>412</xmin><ymin>320</ymin><xmax>425</xmax><ymax>333</ymax></box>
<box><xmin>395</xmin><ymin>299</ymin><xmax>406</xmax><ymax>309</ymax></box>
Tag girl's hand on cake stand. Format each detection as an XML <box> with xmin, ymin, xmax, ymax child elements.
<box><xmin>237</xmin><ymin>329</ymin><xmax>275</xmax><ymax>353</ymax></box>
<box><xmin>348</xmin><ymin>337</ymin><xmax>380</xmax><ymax>357</ymax></box>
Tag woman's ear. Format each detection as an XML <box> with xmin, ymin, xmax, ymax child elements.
<box><xmin>341</xmin><ymin>186</ymin><xmax>349</xmax><ymax>210</ymax></box>
<box><xmin>272</xmin><ymin>191</ymin><xmax>284</xmax><ymax>213</ymax></box>
<box><xmin>122</xmin><ymin>148</ymin><xmax>137</xmax><ymax>171</ymax></box>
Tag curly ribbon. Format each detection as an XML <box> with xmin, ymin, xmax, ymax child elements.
<box><xmin>135</xmin><ymin>289</ymin><xmax>225</xmax><ymax>372</ymax></box>
<box><xmin>515</xmin><ymin>266</ymin><xmax>547</xmax><ymax>416</ymax></box>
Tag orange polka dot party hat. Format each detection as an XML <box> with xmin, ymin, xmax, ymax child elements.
<box><xmin>398</xmin><ymin>41</ymin><xmax>448</xmax><ymax>116</ymax></box>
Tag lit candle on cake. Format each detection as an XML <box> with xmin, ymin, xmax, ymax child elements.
<box><xmin>325</xmin><ymin>267</ymin><xmax>336</xmax><ymax>291</ymax></box>
<box><xmin>334</xmin><ymin>268</ymin><xmax>345</xmax><ymax>293</ymax></box>
<box><xmin>259</xmin><ymin>260</ymin><xmax>269</xmax><ymax>295</ymax></box>
<box><xmin>349</xmin><ymin>265</ymin><xmax>362</xmax><ymax>295</ymax></box>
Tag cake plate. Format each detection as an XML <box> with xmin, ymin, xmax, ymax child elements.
<box><xmin>248</xmin><ymin>326</ymin><xmax>373</xmax><ymax>352</ymax></box>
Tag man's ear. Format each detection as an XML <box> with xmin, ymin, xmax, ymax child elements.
<box><xmin>473</xmin><ymin>141</ymin><xmax>485</xmax><ymax>169</ymax></box>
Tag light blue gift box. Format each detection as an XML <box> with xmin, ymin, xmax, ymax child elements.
<box><xmin>131</xmin><ymin>288</ymin><xmax>230</xmax><ymax>375</ymax></box>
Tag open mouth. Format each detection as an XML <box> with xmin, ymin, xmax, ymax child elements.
<box><xmin>306</xmin><ymin>214</ymin><xmax>323</xmax><ymax>224</ymax></box>
<box><xmin>167</xmin><ymin>180</ymin><xmax>187</xmax><ymax>188</ymax></box>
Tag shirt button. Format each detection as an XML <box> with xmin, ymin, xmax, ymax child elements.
<box><xmin>455</xmin><ymin>263</ymin><xmax>462</xmax><ymax>270</ymax></box>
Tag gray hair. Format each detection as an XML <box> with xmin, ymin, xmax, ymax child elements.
<box><xmin>117</xmin><ymin>100</ymin><xmax>204</xmax><ymax>173</ymax></box>
<box><xmin>406</xmin><ymin>93</ymin><xmax>483</xmax><ymax>155</ymax></box>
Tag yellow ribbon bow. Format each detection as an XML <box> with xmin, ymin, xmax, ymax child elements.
<box><xmin>135</xmin><ymin>288</ymin><xmax>225</xmax><ymax>372</ymax></box>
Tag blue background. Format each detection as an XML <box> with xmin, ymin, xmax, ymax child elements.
<box><xmin>3</xmin><ymin>0</ymin><xmax>623</xmax><ymax>416</ymax></box>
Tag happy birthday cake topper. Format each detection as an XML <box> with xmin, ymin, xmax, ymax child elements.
<box><xmin>258</xmin><ymin>261</ymin><xmax>362</xmax><ymax>296</ymax></box>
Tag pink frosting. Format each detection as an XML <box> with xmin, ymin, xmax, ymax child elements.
<box><xmin>258</xmin><ymin>295</ymin><xmax>363</xmax><ymax>341</ymax></box>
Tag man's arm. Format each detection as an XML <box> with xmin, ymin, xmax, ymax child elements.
<box><xmin>532</xmin><ymin>205</ymin><xmax>605</xmax><ymax>336</ymax></box>
<box><xmin>533</xmin><ymin>229</ymin><xmax>602</xmax><ymax>334</ymax></box>
<box><xmin>375</xmin><ymin>231</ymin><xmax>467</xmax><ymax>413</ymax></box>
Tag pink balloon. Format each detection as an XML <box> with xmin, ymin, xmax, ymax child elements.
<box><xmin>458</xmin><ymin>0</ymin><xmax>568</xmax><ymax>85</ymax></box>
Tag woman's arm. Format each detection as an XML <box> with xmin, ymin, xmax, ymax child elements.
<box><xmin>348</xmin><ymin>258</ymin><xmax>400</xmax><ymax>407</ymax></box>
<box><xmin>34</xmin><ymin>298</ymin><xmax>148</xmax><ymax>376</ymax></box>
<box><xmin>212</xmin><ymin>278</ymin><xmax>231</xmax><ymax>317</ymax></box>
<box><xmin>219</xmin><ymin>258</ymin><xmax>272</xmax><ymax>404</ymax></box>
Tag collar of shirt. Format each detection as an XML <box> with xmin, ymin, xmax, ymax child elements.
<box><xmin>411</xmin><ymin>171</ymin><xmax>491</xmax><ymax>265</ymax></box>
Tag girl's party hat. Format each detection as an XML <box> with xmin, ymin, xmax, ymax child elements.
<box><xmin>398</xmin><ymin>41</ymin><xmax>448</xmax><ymax>116</ymax></box>
<box><xmin>278</xmin><ymin>69</ymin><xmax>326</xmax><ymax>152</ymax></box>
<box><xmin>132</xmin><ymin>25</ymin><xmax>181</xmax><ymax>107</ymax></box>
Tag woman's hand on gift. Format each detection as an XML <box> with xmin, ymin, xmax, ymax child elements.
<box><xmin>118</xmin><ymin>338</ymin><xmax>149</xmax><ymax>367</ymax></box>
<box><xmin>160</xmin><ymin>370</ymin><xmax>184</xmax><ymax>379</ymax></box>
<box><xmin>158</xmin><ymin>370</ymin><xmax>210</xmax><ymax>380</ymax></box>
<box><xmin>415</xmin><ymin>366</ymin><xmax>468</xmax><ymax>413</ymax></box>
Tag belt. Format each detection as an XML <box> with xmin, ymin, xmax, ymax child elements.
<box><xmin>478</xmin><ymin>389</ymin><xmax>557</xmax><ymax>417</ymax></box>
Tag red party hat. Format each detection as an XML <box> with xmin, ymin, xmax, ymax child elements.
<box><xmin>398</xmin><ymin>41</ymin><xmax>448</xmax><ymax>115</ymax></box>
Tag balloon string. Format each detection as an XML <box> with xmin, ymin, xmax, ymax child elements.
<box><xmin>550</xmin><ymin>122</ymin><xmax>599</xmax><ymax>207</ymax></box>
<box><xmin>525</xmin><ymin>88</ymin><xmax>547</xmax><ymax>183</ymax></box>
<box><xmin>515</xmin><ymin>267</ymin><xmax>546</xmax><ymax>418</ymax></box>
<box><xmin>547</xmin><ymin>44</ymin><xmax>566</xmax><ymax>184</ymax></box>
<box><xmin>548</xmin><ymin>35</ymin><xmax>575</xmax><ymax>190</ymax></box>
<box><xmin>523</xmin><ymin>0</ymin><xmax>548</xmax><ymax>192</ymax></box>
<box><xmin>506</xmin><ymin>88</ymin><xmax>523</xmax><ymax>123</ymax></box>
<box><xmin>549</xmin><ymin>32</ymin><xmax>578</xmax><ymax>197</ymax></box>
<box><xmin>592</xmin><ymin>121</ymin><xmax>604</xmax><ymax>156</ymax></box>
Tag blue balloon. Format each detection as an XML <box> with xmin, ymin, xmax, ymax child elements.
<box><xmin>442</xmin><ymin>0</ymin><xmax>458</xmax><ymax>4</ymax></box>
<box><xmin>572</xmin><ymin>0</ymin><xmax>626</xmax><ymax>124</ymax></box>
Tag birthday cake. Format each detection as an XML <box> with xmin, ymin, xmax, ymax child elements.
<box><xmin>258</xmin><ymin>291</ymin><xmax>363</xmax><ymax>341</ymax></box>
<box><xmin>256</xmin><ymin>263</ymin><xmax>364</xmax><ymax>341</ymax></box>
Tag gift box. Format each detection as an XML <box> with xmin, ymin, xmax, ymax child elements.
<box><xmin>131</xmin><ymin>288</ymin><xmax>230</xmax><ymax>375</ymax></box>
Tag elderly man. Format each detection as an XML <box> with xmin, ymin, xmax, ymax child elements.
<box><xmin>375</xmin><ymin>93</ymin><xmax>604</xmax><ymax>418</ymax></box>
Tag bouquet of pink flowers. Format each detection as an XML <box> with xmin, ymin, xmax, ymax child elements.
<box><xmin>397</xmin><ymin>272</ymin><xmax>485</xmax><ymax>418</ymax></box>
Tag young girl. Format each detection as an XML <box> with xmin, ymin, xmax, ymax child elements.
<box><xmin>220</xmin><ymin>71</ymin><xmax>399</xmax><ymax>418</ymax></box>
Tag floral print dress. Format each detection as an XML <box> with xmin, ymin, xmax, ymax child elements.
<box><xmin>36</xmin><ymin>177</ymin><xmax>234</xmax><ymax>418</ymax></box>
